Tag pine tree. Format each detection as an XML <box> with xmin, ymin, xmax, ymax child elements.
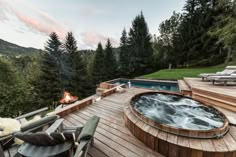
<box><xmin>119</xmin><ymin>29</ymin><xmax>130</xmax><ymax>77</ymax></box>
<box><xmin>72</xmin><ymin>52</ymin><xmax>93</xmax><ymax>98</ymax></box>
<box><xmin>179</xmin><ymin>0</ymin><xmax>223</xmax><ymax>66</ymax></box>
<box><xmin>155</xmin><ymin>0</ymin><xmax>226</xmax><ymax>67</ymax></box>
<box><xmin>91</xmin><ymin>43</ymin><xmax>105</xmax><ymax>85</ymax></box>
<box><xmin>64</xmin><ymin>32</ymin><xmax>93</xmax><ymax>98</ymax></box>
<box><xmin>104</xmin><ymin>39</ymin><xmax>117</xmax><ymax>80</ymax></box>
<box><xmin>63</xmin><ymin>32</ymin><xmax>78</xmax><ymax>92</ymax></box>
<box><xmin>36</xmin><ymin>32</ymin><xmax>62</xmax><ymax>108</ymax></box>
<box><xmin>210</xmin><ymin>0</ymin><xmax>236</xmax><ymax>63</ymax></box>
<box><xmin>128</xmin><ymin>12</ymin><xmax>153</xmax><ymax>76</ymax></box>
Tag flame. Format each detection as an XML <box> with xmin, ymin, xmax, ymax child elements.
<box><xmin>60</xmin><ymin>91</ymin><xmax>78</xmax><ymax>104</ymax></box>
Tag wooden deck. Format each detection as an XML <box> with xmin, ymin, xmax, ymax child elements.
<box><xmin>64</xmin><ymin>88</ymin><xmax>163</xmax><ymax>157</ymax></box>
<box><xmin>184</xmin><ymin>77</ymin><xmax>236</xmax><ymax>97</ymax></box>
<box><xmin>63</xmin><ymin>87</ymin><xmax>236</xmax><ymax>157</ymax></box>
<box><xmin>6</xmin><ymin>85</ymin><xmax>236</xmax><ymax>157</ymax></box>
<box><xmin>184</xmin><ymin>77</ymin><xmax>236</xmax><ymax>111</ymax></box>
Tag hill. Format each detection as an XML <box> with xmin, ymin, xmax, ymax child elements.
<box><xmin>0</xmin><ymin>39</ymin><xmax>42</xmax><ymax>56</ymax></box>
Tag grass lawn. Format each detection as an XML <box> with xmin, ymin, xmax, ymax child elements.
<box><xmin>142</xmin><ymin>67</ymin><xmax>224</xmax><ymax>80</ymax></box>
<box><xmin>141</xmin><ymin>59</ymin><xmax>236</xmax><ymax>80</ymax></box>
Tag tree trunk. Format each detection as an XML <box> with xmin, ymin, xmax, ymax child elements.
<box><xmin>224</xmin><ymin>47</ymin><xmax>232</xmax><ymax>64</ymax></box>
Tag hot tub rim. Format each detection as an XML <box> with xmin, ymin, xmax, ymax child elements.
<box><xmin>129</xmin><ymin>90</ymin><xmax>229</xmax><ymax>139</ymax></box>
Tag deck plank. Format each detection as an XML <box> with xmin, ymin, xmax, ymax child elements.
<box><xmin>79</xmin><ymin>109</ymin><xmax>124</xmax><ymax>127</ymax></box>
<box><xmin>61</xmin><ymin>88</ymin><xmax>235</xmax><ymax>157</ymax></box>
<box><xmin>74</xmin><ymin>111</ymin><xmax>148</xmax><ymax>148</ymax></box>
<box><xmin>64</xmin><ymin>119</ymin><xmax>123</xmax><ymax>157</ymax></box>
<box><xmin>63</xmin><ymin>89</ymin><xmax>163</xmax><ymax>157</ymax></box>
<box><xmin>66</xmin><ymin>114</ymin><xmax>153</xmax><ymax>157</ymax></box>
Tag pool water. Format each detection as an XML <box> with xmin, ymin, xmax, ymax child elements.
<box><xmin>131</xmin><ymin>93</ymin><xmax>225</xmax><ymax>130</ymax></box>
<box><xmin>109</xmin><ymin>79</ymin><xmax>179</xmax><ymax>92</ymax></box>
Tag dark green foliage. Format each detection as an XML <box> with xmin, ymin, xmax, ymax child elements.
<box><xmin>0</xmin><ymin>58</ymin><xmax>33</xmax><ymax>117</ymax></box>
<box><xmin>104</xmin><ymin>39</ymin><xmax>117</xmax><ymax>80</ymax></box>
<box><xmin>71</xmin><ymin>52</ymin><xmax>93</xmax><ymax>98</ymax></box>
<box><xmin>119</xmin><ymin>29</ymin><xmax>130</xmax><ymax>77</ymax></box>
<box><xmin>63</xmin><ymin>32</ymin><xmax>78</xmax><ymax>92</ymax></box>
<box><xmin>155</xmin><ymin>0</ymin><xmax>229</xmax><ymax>68</ymax></box>
<box><xmin>64</xmin><ymin>32</ymin><xmax>93</xmax><ymax>98</ymax></box>
<box><xmin>91</xmin><ymin>43</ymin><xmax>106</xmax><ymax>85</ymax></box>
<box><xmin>128</xmin><ymin>12</ymin><xmax>154</xmax><ymax>76</ymax></box>
<box><xmin>156</xmin><ymin>12</ymin><xmax>182</xmax><ymax>68</ymax></box>
<box><xmin>209</xmin><ymin>0</ymin><xmax>236</xmax><ymax>63</ymax></box>
<box><xmin>35</xmin><ymin>32</ymin><xmax>62</xmax><ymax>108</ymax></box>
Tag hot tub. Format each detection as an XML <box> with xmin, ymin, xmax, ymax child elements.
<box><xmin>129</xmin><ymin>91</ymin><xmax>229</xmax><ymax>138</ymax></box>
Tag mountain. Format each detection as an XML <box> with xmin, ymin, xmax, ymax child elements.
<box><xmin>0</xmin><ymin>39</ymin><xmax>42</xmax><ymax>56</ymax></box>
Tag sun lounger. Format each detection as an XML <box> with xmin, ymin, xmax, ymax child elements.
<box><xmin>199</xmin><ymin>66</ymin><xmax>236</xmax><ymax>81</ymax></box>
<box><xmin>15</xmin><ymin>116</ymin><xmax>100</xmax><ymax>157</ymax></box>
<box><xmin>208</xmin><ymin>74</ymin><xmax>236</xmax><ymax>86</ymax></box>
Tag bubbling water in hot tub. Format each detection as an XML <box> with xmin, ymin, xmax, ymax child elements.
<box><xmin>131</xmin><ymin>93</ymin><xmax>224</xmax><ymax>130</ymax></box>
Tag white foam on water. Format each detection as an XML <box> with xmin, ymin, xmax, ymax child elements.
<box><xmin>133</xmin><ymin>93</ymin><xmax>224</xmax><ymax>130</ymax></box>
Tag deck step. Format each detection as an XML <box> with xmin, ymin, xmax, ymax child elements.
<box><xmin>177</xmin><ymin>80</ymin><xmax>192</xmax><ymax>96</ymax></box>
<box><xmin>192</xmin><ymin>92</ymin><xmax>236</xmax><ymax>112</ymax></box>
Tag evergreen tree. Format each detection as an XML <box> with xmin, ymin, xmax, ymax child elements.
<box><xmin>64</xmin><ymin>32</ymin><xmax>93</xmax><ymax>98</ymax></box>
<box><xmin>156</xmin><ymin>0</ymin><xmax>227</xmax><ymax>67</ymax></box>
<box><xmin>128</xmin><ymin>12</ymin><xmax>153</xmax><ymax>76</ymax></box>
<box><xmin>36</xmin><ymin>32</ymin><xmax>62</xmax><ymax>108</ymax></box>
<box><xmin>72</xmin><ymin>52</ymin><xmax>93</xmax><ymax>98</ymax></box>
<box><xmin>180</xmin><ymin>0</ymin><xmax>223</xmax><ymax>66</ymax></box>
<box><xmin>157</xmin><ymin>12</ymin><xmax>182</xmax><ymax>67</ymax></box>
<box><xmin>91</xmin><ymin>43</ymin><xmax>105</xmax><ymax>85</ymax></box>
<box><xmin>119</xmin><ymin>29</ymin><xmax>130</xmax><ymax>77</ymax></box>
<box><xmin>104</xmin><ymin>39</ymin><xmax>117</xmax><ymax>80</ymax></box>
<box><xmin>63</xmin><ymin>32</ymin><xmax>78</xmax><ymax>92</ymax></box>
<box><xmin>210</xmin><ymin>0</ymin><xmax>236</xmax><ymax>63</ymax></box>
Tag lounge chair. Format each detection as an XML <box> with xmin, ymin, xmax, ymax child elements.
<box><xmin>15</xmin><ymin>116</ymin><xmax>100</xmax><ymax>157</ymax></box>
<box><xmin>208</xmin><ymin>74</ymin><xmax>236</xmax><ymax>86</ymax></box>
<box><xmin>199</xmin><ymin>66</ymin><xmax>236</xmax><ymax>81</ymax></box>
<box><xmin>0</xmin><ymin>108</ymin><xmax>58</xmax><ymax>157</ymax></box>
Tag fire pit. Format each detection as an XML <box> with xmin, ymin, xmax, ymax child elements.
<box><xmin>59</xmin><ymin>91</ymin><xmax>78</xmax><ymax>107</ymax></box>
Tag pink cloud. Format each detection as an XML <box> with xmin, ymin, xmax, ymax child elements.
<box><xmin>13</xmin><ymin>9</ymin><xmax>66</xmax><ymax>38</ymax></box>
<box><xmin>81</xmin><ymin>32</ymin><xmax>119</xmax><ymax>49</ymax></box>
<box><xmin>0</xmin><ymin>0</ymin><xmax>66</xmax><ymax>38</ymax></box>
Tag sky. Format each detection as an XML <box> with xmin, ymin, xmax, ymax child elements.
<box><xmin>0</xmin><ymin>0</ymin><xmax>186</xmax><ymax>50</ymax></box>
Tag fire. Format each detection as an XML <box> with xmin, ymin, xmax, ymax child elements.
<box><xmin>60</xmin><ymin>91</ymin><xmax>78</xmax><ymax>104</ymax></box>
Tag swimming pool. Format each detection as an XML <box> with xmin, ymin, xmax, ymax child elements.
<box><xmin>108</xmin><ymin>79</ymin><xmax>179</xmax><ymax>92</ymax></box>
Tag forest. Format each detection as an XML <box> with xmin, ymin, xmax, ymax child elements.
<box><xmin>0</xmin><ymin>0</ymin><xmax>235</xmax><ymax>117</ymax></box>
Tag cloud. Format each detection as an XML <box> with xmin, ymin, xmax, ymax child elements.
<box><xmin>79</xmin><ymin>6</ymin><xmax>107</xmax><ymax>16</ymax></box>
<box><xmin>81</xmin><ymin>32</ymin><xmax>119</xmax><ymax>49</ymax></box>
<box><xmin>0</xmin><ymin>0</ymin><xmax>9</xmax><ymax>22</ymax></box>
<box><xmin>0</xmin><ymin>0</ymin><xmax>118</xmax><ymax>49</ymax></box>
<box><xmin>0</xmin><ymin>0</ymin><xmax>66</xmax><ymax>38</ymax></box>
